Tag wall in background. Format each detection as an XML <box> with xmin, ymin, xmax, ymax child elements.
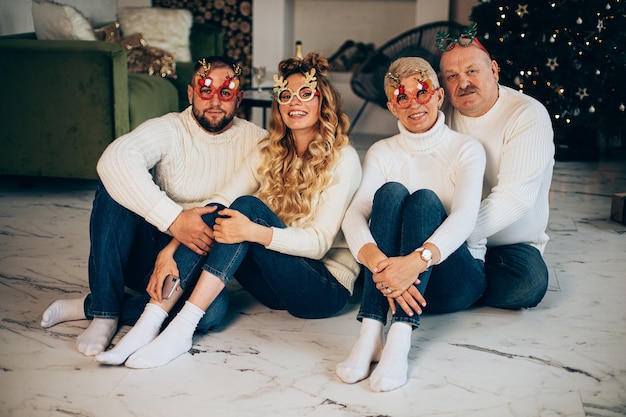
<box><xmin>119</xmin><ymin>0</ymin><xmax>150</xmax><ymax>6</ymax></box>
<box><xmin>292</xmin><ymin>0</ymin><xmax>418</xmax><ymax>59</ymax></box>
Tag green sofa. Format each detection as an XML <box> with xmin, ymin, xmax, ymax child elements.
<box><xmin>0</xmin><ymin>23</ymin><xmax>223</xmax><ymax>180</ymax></box>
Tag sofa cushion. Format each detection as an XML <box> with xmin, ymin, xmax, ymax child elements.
<box><xmin>118</xmin><ymin>7</ymin><xmax>193</xmax><ymax>62</ymax></box>
<box><xmin>128</xmin><ymin>73</ymin><xmax>178</xmax><ymax>130</ymax></box>
<box><xmin>32</xmin><ymin>0</ymin><xmax>96</xmax><ymax>41</ymax></box>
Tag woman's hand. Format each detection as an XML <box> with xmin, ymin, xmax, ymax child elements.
<box><xmin>390</xmin><ymin>287</ymin><xmax>426</xmax><ymax>316</ymax></box>
<box><xmin>372</xmin><ymin>252</ymin><xmax>425</xmax><ymax>295</ymax></box>
<box><xmin>372</xmin><ymin>252</ymin><xmax>428</xmax><ymax>315</ymax></box>
<box><xmin>214</xmin><ymin>208</ymin><xmax>272</xmax><ymax>246</ymax></box>
<box><xmin>146</xmin><ymin>240</ymin><xmax>180</xmax><ymax>302</ymax></box>
<box><xmin>358</xmin><ymin>243</ymin><xmax>429</xmax><ymax>316</ymax></box>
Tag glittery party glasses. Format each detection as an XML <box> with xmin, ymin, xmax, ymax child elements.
<box><xmin>435</xmin><ymin>22</ymin><xmax>489</xmax><ymax>56</ymax></box>
<box><xmin>275</xmin><ymin>85</ymin><xmax>320</xmax><ymax>106</ymax></box>
<box><xmin>392</xmin><ymin>88</ymin><xmax>437</xmax><ymax>108</ymax></box>
<box><xmin>195</xmin><ymin>81</ymin><xmax>239</xmax><ymax>102</ymax></box>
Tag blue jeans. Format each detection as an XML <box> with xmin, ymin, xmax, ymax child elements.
<box><xmin>173</xmin><ymin>195</ymin><xmax>350</xmax><ymax>326</ymax></box>
<box><xmin>84</xmin><ymin>183</ymin><xmax>171</xmax><ymax>325</ymax></box>
<box><xmin>357</xmin><ymin>182</ymin><xmax>486</xmax><ymax>328</ymax></box>
<box><xmin>84</xmin><ymin>183</ymin><xmax>228</xmax><ymax>331</ymax></box>
<box><xmin>478</xmin><ymin>243</ymin><xmax>549</xmax><ymax>309</ymax></box>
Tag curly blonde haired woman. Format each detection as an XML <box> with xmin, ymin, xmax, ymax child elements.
<box><xmin>95</xmin><ymin>52</ymin><xmax>363</xmax><ymax>369</ymax></box>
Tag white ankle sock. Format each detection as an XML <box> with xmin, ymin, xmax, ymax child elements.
<box><xmin>369</xmin><ymin>322</ymin><xmax>412</xmax><ymax>392</ymax></box>
<box><xmin>336</xmin><ymin>318</ymin><xmax>384</xmax><ymax>384</ymax></box>
<box><xmin>125</xmin><ymin>301</ymin><xmax>204</xmax><ymax>369</ymax></box>
<box><xmin>76</xmin><ymin>317</ymin><xmax>119</xmax><ymax>356</ymax></box>
<box><xmin>94</xmin><ymin>303</ymin><xmax>168</xmax><ymax>365</ymax></box>
<box><xmin>41</xmin><ymin>296</ymin><xmax>87</xmax><ymax>328</ymax></box>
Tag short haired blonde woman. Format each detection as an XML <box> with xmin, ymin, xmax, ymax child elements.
<box><xmin>337</xmin><ymin>57</ymin><xmax>487</xmax><ymax>392</ymax></box>
<box><xmin>95</xmin><ymin>52</ymin><xmax>362</xmax><ymax>369</ymax></box>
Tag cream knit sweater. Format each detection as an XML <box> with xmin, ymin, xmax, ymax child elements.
<box><xmin>446</xmin><ymin>85</ymin><xmax>555</xmax><ymax>258</ymax></box>
<box><xmin>97</xmin><ymin>108</ymin><xmax>268</xmax><ymax>232</ymax></box>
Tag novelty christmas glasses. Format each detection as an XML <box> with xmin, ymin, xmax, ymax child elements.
<box><xmin>195</xmin><ymin>58</ymin><xmax>241</xmax><ymax>102</ymax></box>
<box><xmin>272</xmin><ymin>68</ymin><xmax>320</xmax><ymax>105</ymax></box>
<box><xmin>386</xmin><ymin>68</ymin><xmax>437</xmax><ymax>108</ymax></box>
<box><xmin>435</xmin><ymin>23</ymin><xmax>490</xmax><ymax>56</ymax></box>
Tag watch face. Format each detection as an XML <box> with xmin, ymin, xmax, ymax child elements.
<box><xmin>421</xmin><ymin>249</ymin><xmax>432</xmax><ymax>260</ymax></box>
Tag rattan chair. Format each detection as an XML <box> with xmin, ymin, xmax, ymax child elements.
<box><xmin>349</xmin><ymin>21</ymin><xmax>464</xmax><ymax>133</ymax></box>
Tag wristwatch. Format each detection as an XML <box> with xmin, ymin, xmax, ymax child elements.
<box><xmin>415</xmin><ymin>247</ymin><xmax>432</xmax><ymax>268</ymax></box>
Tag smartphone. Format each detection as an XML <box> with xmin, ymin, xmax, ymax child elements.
<box><xmin>162</xmin><ymin>274</ymin><xmax>180</xmax><ymax>300</ymax></box>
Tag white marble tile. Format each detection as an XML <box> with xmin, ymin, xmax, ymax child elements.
<box><xmin>1</xmin><ymin>159</ymin><xmax>626</xmax><ymax>417</ymax></box>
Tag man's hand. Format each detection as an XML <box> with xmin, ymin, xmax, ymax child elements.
<box><xmin>146</xmin><ymin>242</ymin><xmax>179</xmax><ymax>302</ymax></box>
<box><xmin>168</xmin><ymin>206</ymin><xmax>218</xmax><ymax>255</ymax></box>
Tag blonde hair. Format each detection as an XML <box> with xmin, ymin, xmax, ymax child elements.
<box><xmin>384</xmin><ymin>57</ymin><xmax>440</xmax><ymax>94</ymax></box>
<box><xmin>256</xmin><ymin>52</ymin><xmax>350</xmax><ymax>225</ymax></box>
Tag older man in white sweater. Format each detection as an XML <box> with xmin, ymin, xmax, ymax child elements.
<box><xmin>41</xmin><ymin>56</ymin><xmax>268</xmax><ymax>356</ymax></box>
<box><xmin>438</xmin><ymin>28</ymin><xmax>555</xmax><ymax>309</ymax></box>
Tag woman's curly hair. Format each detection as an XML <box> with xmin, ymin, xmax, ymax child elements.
<box><xmin>256</xmin><ymin>52</ymin><xmax>351</xmax><ymax>226</ymax></box>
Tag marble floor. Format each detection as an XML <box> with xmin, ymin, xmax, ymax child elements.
<box><xmin>1</xmin><ymin>157</ymin><xmax>625</xmax><ymax>417</ymax></box>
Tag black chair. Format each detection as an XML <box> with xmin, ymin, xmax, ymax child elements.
<box><xmin>349</xmin><ymin>21</ymin><xmax>464</xmax><ymax>133</ymax></box>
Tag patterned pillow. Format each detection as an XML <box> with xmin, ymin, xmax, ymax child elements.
<box><xmin>94</xmin><ymin>22</ymin><xmax>121</xmax><ymax>43</ymax></box>
<box><xmin>32</xmin><ymin>0</ymin><xmax>96</xmax><ymax>40</ymax></box>
<box><xmin>121</xmin><ymin>33</ymin><xmax>177</xmax><ymax>79</ymax></box>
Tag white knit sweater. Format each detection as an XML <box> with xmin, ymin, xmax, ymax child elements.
<box><xmin>342</xmin><ymin>112</ymin><xmax>486</xmax><ymax>264</ymax></box>
<box><xmin>210</xmin><ymin>145</ymin><xmax>363</xmax><ymax>294</ymax></box>
<box><xmin>445</xmin><ymin>85</ymin><xmax>555</xmax><ymax>258</ymax></box>
<box><xmin>97</xmin><ymin>108</ymin><xmax>268</xmax><ymax>232</ymax></box>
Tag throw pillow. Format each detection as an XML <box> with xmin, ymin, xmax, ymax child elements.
<box><xmin>127</xmin><ymin>45</ymin><xmax>177</xmax><ymax>79</ymax></box>
<box><xmin>94</xmin><ymin>22</ymin><xmax>121</xmax><ymax>43</ymax></box>
<box><xmin>117</xmin><ymin>7</ymin><xmax>193</xmax><ymax>62</ymax></box>
<box><xmin>121</xmin><ymin>33</ymin><xmax>177</xmax><ymax>79</ymax></box>
<box><xmin>119</xmin><ymin>33</ymin><xmax>147</xmax><ymax>51</ymax></box>
<box><xmin>32</xmin><ymin>0</ymin><xmax>96</xmax><ymax>41</ymax></box>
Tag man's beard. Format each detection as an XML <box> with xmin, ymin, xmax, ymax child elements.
<box><xmin>193</xmin><ymin>106</ymin><xmax>236</xmax><ymax>133</ymax></box>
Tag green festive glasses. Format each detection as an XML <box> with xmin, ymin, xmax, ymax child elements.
<box><xmin>436</xmin><ymin>23</ymin><xmax>489</xmax><ymax>54</ymax></box>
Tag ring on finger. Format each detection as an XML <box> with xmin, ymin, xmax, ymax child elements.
<box><xmin>386</xmin><ymin>287</ymin><xmax>392</xmax><ymax>294</ymax></box>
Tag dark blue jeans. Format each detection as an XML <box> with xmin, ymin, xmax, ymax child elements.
<box><xmin>173</xmin><ymin>195</ymin><xmax>350</xmax><ymax>326</ymax></box>
<box><xmin>357</xmin><ymin>182</ymin><xmax>486</xmax><ymax>328</ymax></box>
<box><xmin>478</xmin><ymin>243</ymin><xmax>549</xmax><ymax>309</ymax></box>
<box><xmin>84</xmin><ymin>183</ymin><xmax>228</xmax><ymax>331</ymax></box>
<box><xmin>84</xmin><ymin>183</ymin><xmax>171</xmax><ymax>325</ymax></box>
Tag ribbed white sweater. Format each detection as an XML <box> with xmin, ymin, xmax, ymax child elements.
<box><xmin>445</xmin><ymin>85</ymin><xmax>555</xmax><ymax>258</ymax></box>
<box><xmin>97</xmin><ymin>108</ymin><xmax>268</xmax><ymax>232</ymax></box>
<box><xmin>342</xmin><ymin>112</ymin><xmax>486</xmax><ymax>264</ymax></box>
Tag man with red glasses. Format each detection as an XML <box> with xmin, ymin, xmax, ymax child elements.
<box><xmin>40</xmin><ymin>56</ymin><xmax>267</xmax><ymax>357</ymax></box>
<box><xmin>438</xmin><ymin>24</ymin><xmax>555</xmax><ymax>310</ymax></box>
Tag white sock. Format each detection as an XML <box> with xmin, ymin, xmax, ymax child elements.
<box><xmin>76</xmin><ymin>318</ymin><xmax>119</xmax><ymax>356</ymax></box>
<box><xmin>41</xmin><ymin>296</ymin><xmax>87</xmax><ymax>328</ymax></box>
<box><xmin>336</xmin><ymin>318</ymin><xmax>384</xmax><ymax>384</ymax></box>
<box><xmin>125</xmin><ymin>301</ymin><xmax>204</xmax><ymax>369</ymax></box>
<box><xmin>94</xmin><ymin>303</ymin><xmax>168</xmax><ymax>365</ymax></box>
<box><xmin>369</xmin><ymin>322</ymin><xmax>412</xmax><ymax>392</ymax></box>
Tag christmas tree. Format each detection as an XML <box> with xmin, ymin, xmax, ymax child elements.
<box><xmin>470</xmin><ymin>0</ymin><xmax>625</xmax><ymax>159</ymax></box>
